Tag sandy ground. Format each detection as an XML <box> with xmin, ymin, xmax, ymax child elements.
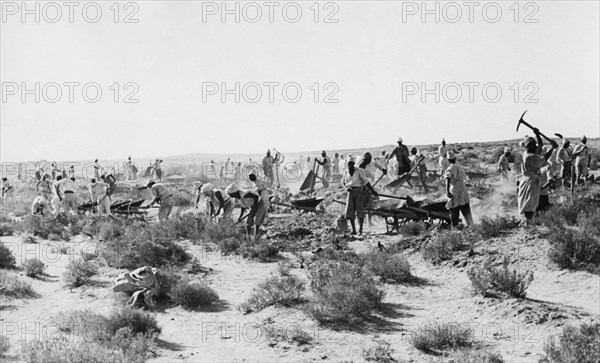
<box><xmin>2</xmin><ymin>210</ymin><xmax>599</xmax><ymax>363</ymax></box>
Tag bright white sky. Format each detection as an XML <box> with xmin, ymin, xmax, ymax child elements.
<box><xmin>1</xmin><ymin>1</ymin><xmax>599</xmax><ymax>162</ymax></box>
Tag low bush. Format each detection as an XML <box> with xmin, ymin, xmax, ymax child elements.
<box><xmin>240</xmin><ymin>240</ymin><xmax>280</xmax><ymax>262</ymax></box>
<box><xmin>22</xmin><ymin>258</ymin><xmax>46</xmax><ymax>278</ymax></box>
<box><xmin>32</xmin><ymin>308</ymin><xmax>159</xmax><ymax>363</ymax></box>
<box><xmin>308</xmin><ymin>261</ymin><xmax>384</xmax><ymax>326</ymax></box>
<box><xmin>0</xmin><ymin>242</ymin><xmax>16</xmax><ymax>269</ymax></box>
<box><xmin>362</xmin><ymin>251</ymin><xmax>412</xmax><ymax>283</ymax></box>
<box><xmin>452</xmin><ymin>349</ymin><xmax>504</xmax><ymax>363</ymax></box>
<box><xmin>168</xmin><ymin>280</ymin><xmax>219</xmax><ymax>310</ymax></box>
<box><xmin>18</xmin><ymin>215</ymin><xmax>65</xmax><ymax>239</ymax></box>
<box><xmin>540</xmin><ymin>322</ymin><xmax>600</xmax><ymax>363</ymax></box>
<box><xmin>203</xmin><ymin>218</ymin><xmax>245</xmax><ymax>244</ymax></box>
<box><xmin>263</xmin><ymin>323</ymin><xmax>313</xmax><ymax>346</ymax></box>
<box><xmin>0</xmin><ymin>222</ymin><xmax>15</xmax><ymax>236</ymax></box>
<box><xmin>240</xmin><ymin>273</ymin><xmax>305</xmax><ymax>313</ymax></box>
<box><xmin>63</xmin><ymin>260</ymin><xmax>98</xmax><ymax>288</ymax></box>
<box><xmin>411</xmin><ymin>323</ymin><xmax>472</xmax><ymax>352</ymax></box>
<box><xmin>0</xmin><ymin>273</ymin><xmax>36</xmax><ymax>298</ymax></box>
<box><xmin>0</xmin><ymin>335</ymin><xmax>9</xmax><ymax>357</ymax></box>
<box><xmin>219</xmin><ymin>237</ymin><xmax>242</xmax><ymax>255</ymax></box>
<box><xmin>154</xmin><ymin>266</ymin><xmax>182</xmax><ymax>300</ymax></box>
<box><xmin>163</xmin><ymin>213</ymin><xmax>205</xmax><ymax>241</ymax></box>
<box><xmin>468</xmin><ymin>257</ymin><xmax>533</xmax><ymax>298</ymax></box>
<box><xmin>421</xmin><ymin>231</ymin><xmax>468</xmax><ymax>263</ymax></box>
<box><xmin>476</xmin><ymin>216</ymin><xmax>519</xmax><ymax>238</ymax></box>
<box><xmin>98</xmin><ymin>221</ymin><xmax>125</xmax><ymax>241</ymax></box>
<box><xmin>362</xmin><ymin>343</ymin><xmax>394</xmax><ymax>363</ymax></box>
<box><xmin>547</xmin><ymin>228</ymin><xmax>600</xmax><ymax>270</ymax></box>
<box><xmin>398</xmin><ymin>221</ymin><xmax>426</xmax><ymax>236</ymax></box>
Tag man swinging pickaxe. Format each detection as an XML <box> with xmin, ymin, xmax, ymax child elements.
<box><xmin>516</xmin><ymin>110</ymin><xmax>557</xmax><ymax>145</ymax></box>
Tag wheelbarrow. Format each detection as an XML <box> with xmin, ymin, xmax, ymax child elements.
<box><xmin>299</xmin><ymin>159</ymin><xmax>329</xmax><ymax>193</ymax></box>
<box><xmin>270</xmin><ymin>197</ymin><xmax>325</xmax><ymax>214</ymax></box>
<box><xmin>383</xmin><ymin>155</ymin><xmax>424</xmax><ymax>190</ymax></box>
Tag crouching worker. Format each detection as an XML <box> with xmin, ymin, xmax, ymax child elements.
<box><xmin>31</xmin><ymin>196</ymin><xmax>50</xmax><ymax>216</ymax></box>
<box><xmin>226</xmin><ymin>184</ymin><xmax>265</xmax><ymax>236</ymax></box>
<box><xmin>113</xmin><ymin>266</ymin><xmax>159</xmax><ymax>308</ymax></box>
<box><xmin>200</xmin><ymin>184</ymin><xmax>233</xmax><ymax>221</ymax></box>
<box><xmin>445</xmin><ymin>152</ymin><xmax>474</xmax><ymax>229</ymax></box>
<box><xmin>145</xmin><ymin>180</ymin><xmax>173</xmax><ymax>221</ymax></box>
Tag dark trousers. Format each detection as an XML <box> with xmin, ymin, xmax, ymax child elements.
<box><xmin>449</xmin><ymin>204</ymin><xmax>472</xmax><ymax>227</ymax></box>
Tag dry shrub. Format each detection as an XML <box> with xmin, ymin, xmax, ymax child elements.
<box><xmin>547</xmin><ymin>228</ymin><xmax>600</xmax><ymax>270</ymax></box>
<box><xmin>168</xmin><ymin>280</ymin><xmax>219</xmax><ymax>310</ymax></box>
<box><xmin>468</xmin><ymin>257</ymin><xmax>533</xmax><ymax>298</ymax></box>
<box><xmin>422</xmin><ymin>231</ymin><xmax>468</xmax><ymax>263</ymax></box>
<box><xmin>0</xmin><ymin>242</ymin><xmax>16</xmax><ymax>269</ymax></box>
<box><xmin>0</xmin><ymin>222</ymin><xmax>15</xmax><ymax>236</ymax></box>
<box><xmin>162</xmin><ymin>213</ymin><xmax>205</xmax><ymax>241</ymax></box>
<box><xmin>101</xmin><ymin>222</ymin><xmax>191</xmax><ymax>269</ymax></box>
<box><xmin>540</xmin><ymin>322</ymin><xmax>600</xmax><ymax>363</ymax></box>
<box><xmin>363</xmin><ymin>343</ymin><xmax>394</xmax><ymax>363</ymax></box>
<box><xmin>240</xmin><ymin>240</ymin><xmax>280</xmax><ymax>262</ymax></box>
<box><xmin>308</xmin><ymin>261</ymin><xmax>384</xmax><ymax>326</ymax></box>
<box><xmin>411</xmin><ymin>323</ymin><xmax>472</xmax><ymax>352</ymax></box>
<box><xmin>240</xmin><ymin>273</ymin><xmax>305</xmax><ymax>313</ymax></box>
<box><xmin>63</xmin><ymin>260</ymin><xmax>98</xmax><ymax>288</ymax></box>
<box><xmin>22</xmin><ymin>258</ymin><xmax>46</xmax><ymax>278</ymax></box>
<box><xmin>0</xmin><ymin>273</ymin><xmax>36</xmax><ymax>298</ymax></box>
<box><xmin>398</xmin><ymin>221</ymin><xmax>426</xmax><ymax>236</ymax></box>
<box><xmin>45</xmin><ymin>308</ymin><xmax>160</xmax><ymax>363</ymax></box>
<box><xmin>98</xmin><ymin>221</ymin><xmax>125</xmax><ymax>241</ymax></box>
<box><xmin>476</xmin><ymin>216</ymin><xmax>519</xmax><ymax>238</ymax></box>
<box><xmin>18</xmin><ymin>215</ymin><xmax>65</xmax><ymax>239</ymax></box>
<box><xmin>262</xmin><ymin>323</ymin><xmax>313</xmax><ymax>346</ymax></box>
<box><xmin>219</xmin><ymin>237</ymin><xmax>241</xmax><ymax>255</ymax></box>
<box><xmin>362</xmin><ymin>251</ymin><xmax>412</xmax><ymax>283</ymax></box>
<box><xmin>0</xmin><ymin>336</ymin><xmax>9</xmax><ymax>358</ymax></box>
<box><xmin>154</xmin><ymin>266</ymin><xmax>182</xmax><ymax>301</ymax></box>
<box><xmin>203</xmin><ymin>218</ymin><xmax>245</xmax><ymax>244</ymax></box>
<box><xmin>170</xmin><ymin>193</ymin><xmax>192</xmax><ymax>208</ymax></box>
<box><xmin>452</xmin><ymin>349</ymin><xmax>504</xmax><ymax>363</ymax></box>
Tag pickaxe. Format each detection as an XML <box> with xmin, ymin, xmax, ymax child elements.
<box><xmin>516</xmin><ymin>110</ymin><xmax>555</xmax><ymax>143</ymax></box>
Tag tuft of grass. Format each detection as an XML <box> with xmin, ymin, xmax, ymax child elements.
<box><xmin>540</xmin><ymin>322</ymin><xmax>600</xmax><ymax>363</ymax></box>
<box><xmin>263</xmin><ymin>323</ymin><xmax>313</xmax><ymax>347</ymax></box>
<box><xmin>547</xmin><ymin>228</ymin><xmax>600</xmax><ymax>270</ymax></box>
<box><xmin>219</xmin><ymin>237</ymin><xmax>242</xmax><ymax>255</ymax></box>
<box><xmin>308</xmin><ymin>261</ymin><xmax>385</xmax><ymax>326</ymax></box>
<box><xmin>468</xmin><ymin>257</ymin><xmax>533</xmax><ymax>298</ymax></box>
<box><xmin>411</xmin><ymin>323</ymin><xmax>472</xmax><ymax>352</ymax></box>
<box><xmin>18</xmin><ymin>215</ymin><xmax>65</xmax><ymax>239</ymax></box>
<box><xmin>0</xmin><ymin>335</ymin><xmax>9</xmax><ymax>358</ymax></box>
<box><xmin>240</xmin><ymin>273</ymin><xmax>305</xmax><ymax>313</ymax></box>
<box><xmin>0</xmin><ymin>242</ymin><xmax>17</xmax><ymax>269</ymax></box>
<box><xmin>362</xmin><ymin>251</ymin><xmax>412</xmax><ymax>283</ymax></box>
<box><xmin>63</xmin><ymin>260</ymin><xmax>98</xmax><ymax>288</ymax></box>
<box><xmin>0</xmin><ymin>273</ymin><xmax>37</xmax><ymax>298</ymax></box>
<box><xmin>22</xmin><ymin>258</ymin><xmax>46</xmax><ymax>278</ymax></box>
<box><xmin>168</xmin><ymin>280</ymin><xmax>219</xmax><ymax>310</ymax></box>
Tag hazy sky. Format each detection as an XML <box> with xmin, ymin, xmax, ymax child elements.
<box><xmin>1</xmin><ymin>1</ymin><xmax>599</xmax><ymax>162</ymax></box>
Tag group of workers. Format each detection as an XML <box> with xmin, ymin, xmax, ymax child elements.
<box><xmin>1</xmin><ymin>132</ymin><xmax>595</xmax><ymax>236</ymax></box>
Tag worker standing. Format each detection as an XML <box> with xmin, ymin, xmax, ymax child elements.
<box><xmin>51</xmin><ymin>176</ymin><xmax>64</xmax><ymax>214</ymax></box>
<box><xmin>249</xmin><ymin>173</ymin><xmax>269</xmax><ymax>210</ymax></box>
<box><xmin>37</xmin><ymin>175</ymin><xmax>53</xmax><ymax>202</ymax></box>
<box><xmin>439</xmin><ymin>139</ymin><xmax>449</xmax><ymax>176</ymax></box>
<box><xmin>332</xmin><ymin>153</ymin><xmax>340</xmax><ymax>176</ymax></box>
<box><xmin>316</xmin><ymin>151</ymin><xmax>331</xmax><ymax>183</ymax></box>
<box><xmin>146</xmin><ymin>180</ymin><xmax>173</xmax><ymax>221</ymax></box>
<box><xmin>572</xmin><ymin>136</ymin><xmax>591</xmax><ymax>186</ymax></box>
<box><xmin>342</xmin><ymin>153</ymin><xmax>380</xmax><ymax>236</ymax></box>
<box><xmin>445</xmin><ymin>152</ymin><xmax>474</xmax><ymax>229</ymax></box>
<box><xmin>410</xmin><ymin>147</ymin><xmax>429</xmax><ymax>194</ymax></box>
<box><xmin>92</xmin><ymin>159</ymin><xmax>102</xmax><ymax>180</ymax></box>
<box><xmin>498</xmin><ymin>147</ymin><xmax>512</xmax><ymax>183</ymax></box>
<box><xmin>517</xmin><ymin>132</ymin><xmax>557</xmax><ymax>226</ymax></box>
<box><xmin>556</xmin><ymin>139</ymin><xmax>573</xmax><ymax>188</ymax></box>
<box><xmin>152</xmin><ymin>159</ymin><xmax>164</xmax><ymax>181</ymax></box>
<box><xmin>387</xmin><ymin>137</ymin><xmax>411</xmax><ymax>177</ymax></box>
<box><xmin>88</xmin><ymin>177</ymin><xmax>111</xmax><ymax>216</ymax></box>
<box><xmin>261</xmin><ymin>150</ymin><xmax>277</xmax><ymax>187</ymax></box>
